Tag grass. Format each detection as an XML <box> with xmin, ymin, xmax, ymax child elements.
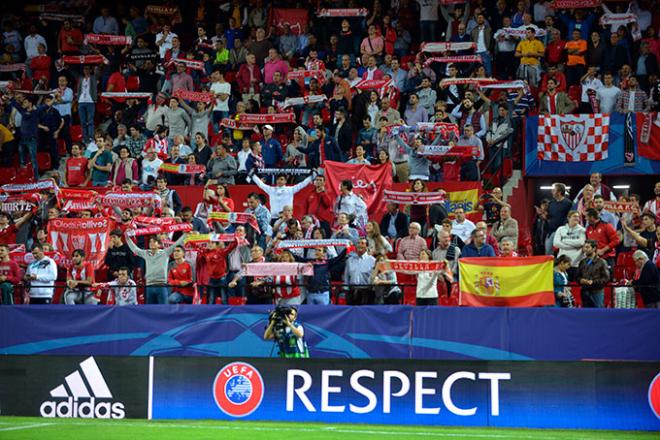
<box><xmin>0</xmin><ymin>417</ymin><xmax>657</xmax><ymax>440</ymax></box>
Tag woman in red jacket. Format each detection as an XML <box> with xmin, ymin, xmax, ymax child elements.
<box><xmin>168</xmin><ymin>246</ymin><xmax>194</xmax><ymax>304</ymax></box>
<box><xmin>198</xmin><ymin>238</ymin><xmax>238</xmax><ymax>304</ymax></box>
<box><xmin>29</xmin><ymin>44</ymin><xmax>51</xmax><ymax>84</ymax></box>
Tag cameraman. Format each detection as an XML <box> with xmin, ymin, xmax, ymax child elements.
<box><xmin>264</xmin><ymin>307</ymin><xmax>309</xmax><ymax>358</ymax></box>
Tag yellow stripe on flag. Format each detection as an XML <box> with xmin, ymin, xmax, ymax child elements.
<box><xmin>459</xmin><ymin>256</ymin><xmax>554</xmax><ymax>307</ymax></box>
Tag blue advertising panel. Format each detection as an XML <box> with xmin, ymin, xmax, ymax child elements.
<box><xmin>151</xmin><ymin>357</ymin><xmax>660</xmax><ymax>430</ymax></box>
<box><xmin>1</xmin><ymin>306</ymin><xmax>660</xmax><ymax>361</ymax></box>
<box><xmin>524</xmin><ymin>112</ymin><xmax>660</xmax><ymax>176</ymax></box>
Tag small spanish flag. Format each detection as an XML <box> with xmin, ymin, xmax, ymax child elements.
<box><xmin>459</xmin><ymin>256</ymin><xmax>554</xmax><ymax>307</ymax></box>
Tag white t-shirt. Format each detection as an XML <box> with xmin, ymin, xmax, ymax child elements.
<box><xmin>451</xmin><ymin>219</ymin><xmax>476</xmax><ymax>243</ymax></box>
<box><xmin>417</xmin><ymin>0</ymin><xmax>439</xmax><ymax>21</ymax></box>
<box><xmin>79</xmin><ymin>77</ymin><xmax>94</xmax><ymax>104</ymax></box>
<box><xmin>156</xmin><ymin>32</ymin><xmax>177</xmax><ymax>58</ymax></box>
<box><xmin>596</xmin><ymin>86</ymin><xmax>620</xmax><ymax>114</ymax></box>
<box><xmin>211</xmin><ymin>82</ymin><xmax>231</xmax><ymax>112</ymax></box>
<box><xmin>141</xmin><ymin>158</ymin><xmax>163</xmax><ymax>185</ymax></box>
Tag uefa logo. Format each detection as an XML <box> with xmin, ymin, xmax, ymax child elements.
<box><xmin>213</xmin><ymin>362</ymin><xmax>264</xmax><ymax>417</ymax></box>
<box><xmin>649</xmin><ymin>372</ymin><xmax>660</xmax><ymax>420</ymax></box>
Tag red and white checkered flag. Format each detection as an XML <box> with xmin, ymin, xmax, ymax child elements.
<box><xmin>537</xmin><ymin>114</ymin><xmax>609</xmax><ymax>162</ymax></box>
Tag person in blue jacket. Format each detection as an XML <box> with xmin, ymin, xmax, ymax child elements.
<box><xmin>460</xmin><ymin>229</ymin><xmax>496</xmax><ymax>258</ymax></box>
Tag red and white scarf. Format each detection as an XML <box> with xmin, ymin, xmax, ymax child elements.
<box><xmin>0</xmin><ymin>64</ymin><xmax>26</xmax><ymax>72</ymax></box>
<box><xmin>478</xmin><ymin>80</ymin><xmax>526</xmax><ymax>90</ymax></box>
<box><xmin>378</xmin><ymin>260</ymin><xmax>447</xmax><ymax>273</ymax></box>
<box><xmin>220</xmin><ymin>118</ymin><xmax>258</xmax><ymax>131</ymax></box>
<box><xmin>207</xmin><ymin>212</ymin><xmax>261</xmax><ymax>233</ymax></box>
<box><xmin>383</xmin><ymin>190</ymin><xmax>446</xmax><ymax>205</ymax></box>
<box><xmin>439</xmin><ymin>78</ymin><xmax>499</xmax><ymax>87</ymax></box>
<box><xmin>416</xmin><ymin>145</ymin><xmax>480</xmax><ymax>157</ymax></box>
<box><xmin>134</xmin><ymin>216</ymin><xmax>176</xmax><ymax>227</ymax></box>
<box><xmin>98</xmin><ymin>192</ymin><xmax>162</xmax><ymax>210</ymax></box>
<box><xmin>280</xmin><ymin>95</ymin><xmax>327</xmax><ymax>109</ymax></box>
<box><xmin>39</xmin><ymin>13</ymin><xmax>85</xmax><ymax>23</ymax></box>
<box><xmin>101</xmin><ymin>92</ymin><xmax>152</xmax><ymax>99</ymax></box>
<box><xmin>145</xmin><ymin>5</ymin><xmax>180</xmax><ymax>15</ymax></box>
<box><xmin>0</xmin><ymin>193</ymin><xmax>39</xmax><ymax>213</ymax></box>
<box><xmin>244</xmin><ymin>262</ymin><xmax>314</xmax><ymax>277</ymax></box>
<box><xmin>238</xmin><ymin>113</ymin><xmax>296</xmax><ymax>124</ymax></box>
<box><xmin>144</xmin><ymin>135</ymin><xmax>169</xmax><ymax>159</ymax></box>
<box><xmin>420</xmin><ymin>42</ymin><xmax>476</xmax><ymax>53</ymax></box>
<box><xmin>160</xmin><ymin>163</ymin><xmax>206</xmax><ymax>175</ymax></box>
<box><xmin>84</xmin><ymin>34</ymin><xmax>132</xmax><ymax>46</ymax></box>
<box><xmin>287</xmin><ymin>70</ymin><xmax>326</xmax><ymax>83</ymax></box>
<box><xmin>600</xmin><ymin>13</ymin><xmax>637</xmax><ymax>27</ymax></box>
<box><xmin>424</xmin><ymin>56</ymin><xmax>482</xmax><ymax>67</ymax></box>
<box><xmin>166</xmin><ymin>58</ymin><xmax>205</xmax><ymax>71</ymax></box>
<box><xmin>552</xmin><ymin>0</ymin><xmax>601</xmax><ymax>8</ymax></box>
<box><xmin>1</xmin><ymin>180</ymin><xmax>59</xmax><ymax>193</ymax></box>
<box><xmin>173</xmin><ymin>89</ymin><xmax>214</xmax><ymax>103</ymax></box>
<box><xmin>62</xmin><ymin>55</ymin><xmax>108</xmax><ymax>65</ymax></box>
<box><xmin>317</xmin><ymin>8</ymin><xmax>368</xmax><ymax>17</ymax></box>
<box><xmin>126</xmin><ymin>223</ymin><xmax>192</xmax><ymax>237</ymax></box>
<box><xmin>275</xmin><ymin>239</ymin><xmax>354</xmax><ymax>251</ymax></box>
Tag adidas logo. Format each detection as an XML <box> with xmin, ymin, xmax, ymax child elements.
<box><xmin>39</xmin><ymin>356</ymin><xmax>126</xmax><ymax>419</ymax></box>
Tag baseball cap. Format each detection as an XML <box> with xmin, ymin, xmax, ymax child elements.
<box><xmin>263</xmin><ymin>124</ymin><xmax>274</xmax><ymax>131</ymax></box>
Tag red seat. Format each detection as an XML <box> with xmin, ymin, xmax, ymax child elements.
<box><xmin>14</xmin><ymin>166</ymin><xmax>35</xmax><ymax>183</ymax></box>
<box><xmin>37</xmin><ymin>152</ymin><xmax>51</xmax><ymax>172</ymax></box>
<box><xmin>126</xmin><ymin>75</ymin><xmax>139</xmax><ymax>91</ymax></box>
<box><xmin>57</xmin><ymin>138</ymin><xmax>68</xmax><ymax>156</ymax></box>
<box><xmin>228</xmin><ymin>296</ymin><xmax>247</xmax><ymax>305</ymax></box>
<box><xmin>616</xmin><ymin>251</ymin><xmax>635</xmax><ymax>269</ymax></box>
<box><xmin>0</xmin><ymin>167</ymin><xmax>16</xmax><ymax>185</ymax></box>
<box><xmin>442</xmin><ymin>161</ymin><xmax>460</xmax><ymax>181</ymax></box>
<box><xmin>70</xmin><ymin>125</ymin><xmax>83</xmax><ymax>143</ymax></box>
<box><xmin>567</xmin><ymin>85</ymin><xmax>581</xmax><ymax>105</ymax></box>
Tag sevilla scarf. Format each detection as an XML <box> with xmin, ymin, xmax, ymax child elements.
<box><xmin>166</xmin><ymin>59</ymin><xmax>205</xmax><ymax>71</ymax></box>
<box><xmin>378</xmin><ymin>260</ymin><xmax>447</xmax><ymax>273</ymax></box>
<box><xmin>0</xmin><ymin>194</ymin><xmax>39</xmax><ymax>213</ymax></box>
<box><xmin>207</xmin><ymin>212</ymin><xmax>260</xmax><ymax>233</ymax></box>
<box><xmin>355</xmin><ymin>79</ymin><xmax>392</xmax><ymax>91</ymax></box>
<box><xmin>553</xmin><ymin>0</ymin><xmax>601</xmax><ymax>8</ymax></box>
<box><xmin>145</xmin><ymin>5</ymin><xmax>180</xmax><ymax>15</ymax></box>
<box><xmin>390</xmin><ymin>122</ymin><xmax>460</xmax><ymax>138</ymax></box>
<box><xmin>244</xmin><ymin>262</ymin><xmax>314</xmax><ymax>277</ymax></box>
<box><xmin>84</xmin><ymin>34</ymin><xmax>132</xmax><ymax>46</ymax></box>
<box><xmin>12</xmin><ymin>89</ymin><xmax>55</xmax><ymax>95</ymax></box>
<box><xmin>101</xmin><ymin>92</ymin><xmax>152</xmax><ymax>99</ymax></box>
<box><xmin>58</xmin><ymin>188</ymin><xmax>98</xmax><ymax>211</ymax></box>
<box><xmin>98</xmin><ymin>192</ymin><xmax>162</xmax><ymax>210</ymax></box>
<box><xmin>424</xmin><ymin>56</ymin><xmax>483</xmax><ymax>67</ymax></box>
<box><xmin>47</xmin><ymin>217</ymin><xmax>113</xmax><ymax>269</ymax></box>
<box><xmin>383</xmin><ymin>190</ymin><xmax>446</xmax><ymax>205</ymax></box>
<box><xmin>0</xmin><ymin>64</ymin><xmax>26</xmax><ymax>72</ymax></box>
<box><xmin>62</xmin><ymin>55</ymin><xmax>108</xmax><ymax>65</ymax></box>
<box><xmin>287</xmin><ymin>70</ymin><xmax>326</xmax><ymax>83</ymax></box>
<box><xmin>421</xmin><ymin>42</ymin><xmax>476</xmax><ymax>53</ymax></box>
<box><xmin>317</xmin><ymin>8</ymin><xmax>368</xmax><ymax>17</ymax></box>
<box><xmin>602</xmin><ymin>201</ymin><xmax>636</xmax><ymax>214</ymax></box>
<box><xmin>220</xmin><ymin>118</ymin><xmax>257</xmax><ymax>131</ymax></box>
<box><xmin>256</xmin><ymin>168</ymin><xmax>313</xmax><ymax>176</ymax></box>
<box><xmin>10</xmin><ymin>250</ymin><xmax>66</xmax><ymax>266</ymax></box>
<box><xmin>600</xmin><ymin>13</ymin><xmax>637</xmax><ymax>27</ymax></box>
<box><xmin>280</xmin><ymin>95</ymin><xmax>327</xmax><ymax>109</ymax></box>
<box><xmin>275</xmin><ymin>239</ymin><xmax>354</xmax><ymax>252</ymax></box>
<box><xmin>493</xmin><ymin>27</ymin><xmax>546</xmax><ymax>39</ymax></box>
<box><xmin>39</xmin><ymin>13</ymin><xmax>85</xmax><ymax>23</ymax></box>
<box><xmin>416</xmin><ymin>145</ymin><xmax>479</xmax><ymax>157</ymax></box>
<box><xmin>173</xmin><ymin>89</ymin><xmax>214</xmax><ymax>103</ymax></box>
<box><xmin>126</xmin><ymin>223</ymin><xmax>192</xmax><ymax>237</ymax></box>
<box><xmin>478</xmin><ymin>80</ymin><xmax>526</xmax><ymax>90</ymax></box>
<box><xmin>134</xmin><ymin>216</ymin><xmax>176</xmax><ymax>226</ymax></box>
<box><xmin>160</xmin><ymin>163</ymin><xmax>207</xmax><ymax>175</ymax></box>
<box><xmin>1</xmin><ymin>180</ymin><xmax>59</xmax><ymax>193</ymax></box>
<box><xmin>238</xmin><ymin>113</ymin><xmax>296</xmax><ymax>124</ymax></box>
<box><xmin>184</xmin><ymin>233</ymin><xmax>242</xmax><ymax>245</ymax></box>
<box><xmin>144</xmin><ymin>135</ymin><xmax>169</xmax><ymax>159</ymax></box>
<box><xmin>439</xmin><ymin>78</ymin><xmax>499</xmax><ymax>87</ymax></box>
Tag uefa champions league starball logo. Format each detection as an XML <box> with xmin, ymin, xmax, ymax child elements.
<box><xmin>213</xmin><ymin>362</ymin><xmax>264</xmax><ymax>417</ymax></box>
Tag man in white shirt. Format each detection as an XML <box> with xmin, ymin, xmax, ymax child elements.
<box><xmin>580</xmin><ymin>65</ymin><xmax>603</xmax><ymax>112</ymax></box>
<box><xmin>334</xmin><ymin>180</ymin><xmax>367</xmax><ymax>220</ymax></box>
<box><xmin>140</xmin><ymin>147</ymin><xmax>164</xmax><ymax>189</ymax></box>
<box><xmin>156</xmin><ymin>25</ymin><xmax>177</xmax><ymax>59</ymax></box>
<box><xmin>210</xmin><ymin>69</ymin><xmax>231</xmax><ymax>122</ymax></box>
<box><xmin>105</xmin><ymin>267</ymin><xmax>138</xmax><ymax>305</ymax></box>
<box><xmin>250</xmin><ymin>171</ymin><xmax>316</xmax><ymax>220</ymax></box>
<box><xmin>25</xmin><ymin>244</ymin><xmax>58</xmax><ymax>304</ymax></box>
<box><xmin>596</xmin><ymin>72</ymin><xmax>620</xmax><ymax>114</ymax></box>
<box><xmin>643</xmin><ymin>182</ymin><xmax>660</xmax><ymax>220</ymax></box>
<box><xmin>23</xmin><ymin>25</ymin><xmax>46</xmax><ymax>60</ymax></box>
<box><xmin>451</xmin><ymin>207</ymin><xmax>476</xmax><ymax>243</ymax></box>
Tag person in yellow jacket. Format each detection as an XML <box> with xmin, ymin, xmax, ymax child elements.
<box><xmin>0</xmin><ymin>123</ymin><xmax>15</xmax><ymax>167</ymax></box>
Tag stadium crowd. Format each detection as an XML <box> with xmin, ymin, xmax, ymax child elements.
<box><xmin>0</xmin><ymin>0</ymin><xmax>658</xmax><ymax>308</ymax></box>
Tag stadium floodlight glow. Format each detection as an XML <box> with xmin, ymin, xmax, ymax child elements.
<box><xmin>612</xmin><ymin>185</ymin><xmax>630</xmax><ymax>189</ymax></box>
<box><xmin>539</xmin><ymin>186</ymin><xmax>572</xmax><ymax>190</ymax></box>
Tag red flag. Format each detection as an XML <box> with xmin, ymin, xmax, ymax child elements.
<box><xmin>270</xmin><ymin>8</ymin><xmax>309</xmax><ymax>35</ymax></box>
<box><xmin>323</xmin><ymin>161</ymin><xmax>393</xmax><ymax>217</ymax></box>
<box><xmin>637</xmin><ymin>113</ymin><xmax>660</xmax><ymax>161</ymax></box>
<box><xmin>47</xmin><ymin>217</ymin><xmax>114</xmax><ymax>269</ymax></box>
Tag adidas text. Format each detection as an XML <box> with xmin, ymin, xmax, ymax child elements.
<box><xmin>40</xmin><ymin>397</ymin><xmax>126</xmax><ymax>419</ymax></box>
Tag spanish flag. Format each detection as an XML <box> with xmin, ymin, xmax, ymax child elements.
<box><xmin>459</xmin><ymin>256</ymin><xmax>554</xmax><ymax>307</ymax></box>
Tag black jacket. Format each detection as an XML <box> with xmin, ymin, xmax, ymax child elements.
<box><xmin>380</xmin><ymin>211</ymin><xmax>409</xmax><ymax>240</ymax></box>
<box><xmin>332</xmin><ymin>121</ymin><xmax>353</xmax><ymax>153</ymax></box>
<box><xmin>633</xmin><ymin>260</ymin><xmax>660</xmax><ymax>306</ymax></box>
<box><xmin>104</xmin><ymin>243</ymin><xmax>136</xmax><ymax>276</ymax></box>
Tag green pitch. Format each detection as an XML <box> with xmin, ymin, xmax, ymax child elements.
<box><xmin>0</xmin><ymin>417</ymin><xmax>658</xmax><ymax>440</ymax></box>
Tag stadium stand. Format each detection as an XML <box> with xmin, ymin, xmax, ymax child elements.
<box><xmin>0</xmin><ymin>0</ymin><xmax>658</xmax><ymax>309</ymax></box>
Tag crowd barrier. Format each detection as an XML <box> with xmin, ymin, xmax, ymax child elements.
<box><xmin>1</xmin><ymin>355</ymin><xmax>658</xmax><ymax>430</ymax></box>
<box><xmin>1</xmin><ymin>305</ymin><xmax>659</xmax><ymax>361</ymax></box>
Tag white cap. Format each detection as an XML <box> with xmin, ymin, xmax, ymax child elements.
<box><xmin>263</xmin><ymin>124</ymin><xmax>274</xmax><ymax>131</ymax></box>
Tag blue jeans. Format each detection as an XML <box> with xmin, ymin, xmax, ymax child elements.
<box><xmin>208</xmin><ymin>277</ymin><xmax>225</xmax><ymax>305</ymax></box>
<box><xmin>307</xmin><ymin>291</ymin><xmax>330</xmax><ymax>305</ymax></box>
<box><xmin>0</xmin><ymin>282</ymin><xmax>14</xmax><ymax>304</ymax></box>
<box><xmin>168</xmin><ymin>292</ymin><xmax>193</xmax><ymax>304</ymax></box>
<box><xmin>78</xmin><ymin>102</ymin><xmax>95</xmax><ymax>142</ymax></box>
<box><xmin>477</xmin><ymin>51</ymin><xmax>492</xmax><ymax>76</ymax></box>
<box><xmin>146</xmin><ymin>286</ymin><xmax>169</xmax><ymax>304</ymax></box>
<box><xmin>212</xmin><ymin>111</ymin><xmax>229</xmax><ymax>133</ymax></box>
<box><xmin>19</xmin><ymin>136</ymin><xmax>38</xmax><ymax>179</ymax></box>
<box><xmin>581</xmin><ymin>289</ymin><xmax>604</xmax><ymax>308</ymax></box>
<box><xmin>224</xmin><ymin>270</ymin><xmax>245</xmax><ymax>299</ymax></box>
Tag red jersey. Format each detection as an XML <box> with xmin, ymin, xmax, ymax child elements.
<box><xmin>0</xmin><ymin>224</ymin><xmax>18</xmax><ymax>245</ymax></box>
<box><xmin>201</xmin><ymin>241</ymin><xmax>238</xmax><ymax>279</ymax></box>
<box><xmin>586</xmin><ymin>221</ymin><xmax>620</xmax><ymax>259</ymax></box>
<box><xmin>168</xmin><ymin>261</ymin><xmax>194</xmax><ymax>297</ymax></box>
<box><xmin>0</xmin><ymin>259</ymin><xmax>21</xmax><ymax>284</ymax></box>
<box><xmin>66</xmin><ymin>156</ymin><xmax>89</xmax><ymax>187</ymax></box>
<box><xmin>68</xmin><ymin>262</ymin><xmax>96</xmax><ymax>283</ymax></box>
<box><xmin>304</xmin><ymin>190</ymin><xmax>333</xmax><ymax>224</ymax></box>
